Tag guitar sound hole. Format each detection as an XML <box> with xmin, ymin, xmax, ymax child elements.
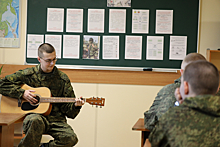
<box><xmin>32</xmin><ymin>95</ymin><xmax>40</xmax><ymax>105</ymax></box>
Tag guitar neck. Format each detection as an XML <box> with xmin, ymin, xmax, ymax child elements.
<box><xmin>40</xmin><ymin>97</ymin><xmax>81</xmax><ymax>103</ymax></box>
<box><xmin>39</xmin><ymin>97</ymin><xmax>105</xmax><ymax>107</ymax></box>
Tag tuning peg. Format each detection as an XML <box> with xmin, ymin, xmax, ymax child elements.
<box><xmin>96</xmin><ymin>105</ymin><xmax>98</xmax><ymax>108</ymax></box>
<box><xmin>100</xmin><ymin>106</ymin><xmax>102</xmax><ymax>108</ymax></box>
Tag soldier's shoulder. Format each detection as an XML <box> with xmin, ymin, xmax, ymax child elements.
<box><xmin>159</xmin><ymin>106</ymin><xmax>183</xmax><ymax>124</ymax></box>
<box><xmin>22</xmin><ymin>67</ymin><xmax>36</xmax><ymax>75</ymax></box>
<box><xmin>158</xmin><ymin>82</ymin><xmax>178</xmax><ymax>95</ymax></box>
<box><xmin>57</xmin><ymin>70</ymin><xmax>70</xmax><ymax>81</ymax></box>
<box><xmin>11</xmin><ymin>66</ymin><xmax>36</xmax><ymax>76</ymax></box>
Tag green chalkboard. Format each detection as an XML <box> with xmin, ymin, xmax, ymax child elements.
<box><xmin>26</xmin><ymin>0</ymin><xmax>200</xmax><ymax>69</ymax></box>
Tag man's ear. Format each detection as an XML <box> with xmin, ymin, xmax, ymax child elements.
<box><xmin>37</xmin><ymin>56</ymin><xmax>41</xmax><ymax>62</ymax></box>
<box><xmin>180</xmin><ymin>69</ymin><xmax>184</xmax><ymax>75</ymax></box>
<box><xmin>184</xmin><ymin>81</ymin><xmax>189</xmax><ymax>95</ymax></box>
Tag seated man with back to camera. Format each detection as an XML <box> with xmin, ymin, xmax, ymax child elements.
<box><xmin>144</xmin><ymin>53</ymin><xmax>216</xmax><ymax>131</ymax></box>
<box><xmin>148</xmin><ymin>60</ymin><xmax>220</xmax><ymax>146</ymax></box>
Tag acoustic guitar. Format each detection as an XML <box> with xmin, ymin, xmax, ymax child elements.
<box><xmin>0</xmin><ymin>84</ymin><xmax>105</xmax><ymax>116</ymax></box>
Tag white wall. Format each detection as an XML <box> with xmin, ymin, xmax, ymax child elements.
<box><xmin>199</xmin><ymin>0</ymin><xmax>220</xmax><ymax>56</ymax></box>
<box><xmin>69</xmin><ymin>83</ymin><xmax>161</xmax><ymax>147</ymax></box>
<box><xmin>2</xmin><ymin>0</ymin><xmax>220</xmax><ymax>147</ymax></box>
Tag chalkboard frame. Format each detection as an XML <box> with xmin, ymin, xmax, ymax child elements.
<box><xmin>25</xmin><ymin>0</ymin><xmax>200</xmax><ymax>70</ymax></box>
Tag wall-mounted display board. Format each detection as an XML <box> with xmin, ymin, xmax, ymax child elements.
<box><xmin>26</xmin><ymin>0</ymin><xmax>200</xmax><ymax>70</ymax></box>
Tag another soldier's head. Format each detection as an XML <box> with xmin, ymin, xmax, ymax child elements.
<box><xmin>180</xmin><ymin>53</ymin><xmax>206</xmax><ymax>75</ymax></box>
<box><xmin>37</xmin><ymin>43</ymin><xmax>57</xmax><ymax>73</ymax></box>
<box><xmin>180</xmin><ymin>60</ymin><xmax>219</xmax><ymax>100</ymax></box>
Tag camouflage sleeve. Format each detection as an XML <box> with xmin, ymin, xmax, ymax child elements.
<box><xmin>60</xmin><ymin>78</ymin><xmax>81</xmax><ymax>119</ymax></box>
<box><xmin>148</xmin><ymin>118</ymin><xmax>169</xmax><ymax>147</ymax></box>
<box><xmin>0</xmin><ymin>71</ymin><xmax>26</xmax><ymax>99</ymax></box>
<box><xmin>144</xmin><ymin>83</ymin><xmax>179</xmax><ymax>131</ymax></box>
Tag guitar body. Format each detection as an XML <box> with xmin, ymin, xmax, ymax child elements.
<box><xmin>0</xmin><ymin>84</ymin><xmax>52</xmax><ymax>116</ymax></box>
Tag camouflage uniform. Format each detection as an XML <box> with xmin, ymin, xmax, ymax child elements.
<box><xmin>149</xmin><ymin>95</ymin><xmax>220</xmax><ymax>147</ymax></box>
<box><xmin>144</xmin><ymin>77</ymin><xmax>220</xmax><ymax>131</ymax></box>
<box><xmin>0</xmin><ymin>64</ymin><xmax>80</xmax><ymax>147</ymax></box>
<box><xmin>144</xmin><ymin>77</ymin><xmax>181</xmax><ymax>131</ymax></box>
<box><xmin>88</xmin><ymin>44</ymin><xmax>98</xmax><ymax>59</ymax></box>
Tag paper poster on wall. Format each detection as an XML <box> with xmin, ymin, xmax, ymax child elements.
<box><xmin>155</xmin><ymin>10</ymin><xmax>173</xmax><ymax>34</ymax></box>
<box><xmin>103</xmin><ymin>36</ymin><xmax>119</xmax><ymax>59</ymax></box>
<box><xmin>83</xmin><ymin>35</ymin><xmax>100</xmax><ymax>59</ymax></box>
<box><xmin>109</xmin><ymin>9</ymin><xmax>126</xmax><ymax>33</ymax></box>
<box><xmin>66</xmin><ymin>9</ymin><xmax>83</xmax><ymax>33</ymax></box>
<box><xmin>125</xmin><ymin>35</ymin><xmax>142</xmax><ymax>60</ymax></box>
<box><xmin>146</xmin><ymin>36</ymin><xmax>164</xmax><ymax>60</ymax></box>
<box><xmin>0</xmin><ymin>38</ymin><xmax>19</xmax><ymax>48</ymax></box>
<box><xmin>45</xmin><ymin>35</ymin><xmax>62</xmax><ymax>58</ymax></box>
<box><xmin>27</xmin><ymin>34</ymin><xmax>44</xmax><ymax>58</ymax></box>
<box><xmin>47</xmin><ymin>8</ymin><xmax>64</xmax><ymax>32</ymax></box>
<box><xmin>87</xmin><ymin>9</ymin><xmax>105</xmax><ymax>33</ymax></box>
<box><xmin>132</xmin><ymin>9</ymin><xmax>149</xmax><ymax>34</ymax></box>
<box><xmin>107</xmin><ymin>0</ymin><xmax>131</xmax><ymax>7</ymax></box>
<box><xmin>169</xmin><ymin>36</ymin><xmax>187</xmax><ymax>60</ymax></box>
<box><xmin>63</xmin><ymin>35</ymin><xmax>80</xmax><ymax>59</ymax></box>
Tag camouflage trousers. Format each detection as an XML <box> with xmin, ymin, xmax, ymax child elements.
<box><xmin>18</xmin><ymin>114</ymin><xmax>78</xmax><ymax>147</ymax></box>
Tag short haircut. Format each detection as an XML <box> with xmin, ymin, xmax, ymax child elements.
<box><xmin>181</xmin><ymin>53</ymin><xmax>206</xmax><ymax>69</ymax></box>
<box><xmin>38</xmin><ymin>43</ymin><xmax>55</xmax><ymax>58</ymax></box>
<box><xmin>183</xmin><ymin>61</ymin><xmax>219</xmax><ymax>95</ymax></box>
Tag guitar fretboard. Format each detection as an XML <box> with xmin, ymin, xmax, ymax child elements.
<box><xmin>40</xmin><ymin>97</ymin><xmax>82</xmax><ymax>103</ymax></box>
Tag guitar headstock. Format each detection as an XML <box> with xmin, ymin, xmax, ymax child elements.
<box><xmin>85</xmin><ymin>97</ymin><xmax>105</xmax><ymax>107</ymax></box>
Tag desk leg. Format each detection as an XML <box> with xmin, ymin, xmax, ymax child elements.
<box><xmin>0</xmin><ymin>124</ymin><xmax>14</xmax><ymax>147</ymax></box>
<box><xmin>141</xmin><ymin>131</ymin><xmax>151</xmax><ymax>147</ymax></box>
<box><xmin>141</xmin><ymin>131</ymin><xmax>144</xmax><ymax>147</ymax></box>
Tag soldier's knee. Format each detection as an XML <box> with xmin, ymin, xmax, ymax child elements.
<box><xmin>23</xmin><ymin>114</ymin><xmax>45</xmax><ymax>133</ymax></box>
<box><xmin>69</xmin><ymin>135</ymin><xmax>78</xmax><ymax>146</ymax></box>
<box><xmin>63</xmin><ymin>133</ymin><xmax>78</xmax><ymax>146</ymax></box>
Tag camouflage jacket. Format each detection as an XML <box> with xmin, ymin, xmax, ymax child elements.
<box><xmin>149</xmin><ymin>95</ymin><xmax>220</xmax><ymax>147</ymax></box>
<box><xmin>88</xmin><ymin>44</ymin><xmax>98</xmax><ymax>57</ymax></box>
<box><xmin>144</xmin><ymin>77</ymin><xmax>181</xmax><ymax>131</ymax></box>
<box><xmin>0</xmin><ymin>64</ymin><xmax>81</xmax><ymax>122</ymax></box>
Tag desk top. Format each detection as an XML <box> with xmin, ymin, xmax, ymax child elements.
<box><xmin>0</xmin><ymin>113</ymin><xmax>25</xmax><ymax>126</ymax></box>
<box><xmin>132</xmin><ymin>118</ymin><xmax>150</xmax><ymax>132</ymax></box>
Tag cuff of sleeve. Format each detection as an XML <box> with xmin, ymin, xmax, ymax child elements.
<box><xmin>18</xmin><ymin>89</ymin><xmax>25</xmax><ymax>99</ymax></box>
<box><xmin>75</xmin><ymin>106</ymin><xmax>82</xmax><ymax>109</ymax></box>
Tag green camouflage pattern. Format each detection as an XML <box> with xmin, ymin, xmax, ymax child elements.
<box><xmin>149</xmin><ymin>95</ymin><xmax>220</xmax><ymax>147</ymax></box>
<box><xmin>144</xmin><ymin>77</ymin><xmax>181</xmax><ymax>131</ymax></box>
<box><xmin>0</xmin><ymin>64</ymin><xmax>80</xmax><ymax>146</ymax></box>
<box><xmin>19</xmin><ymin>113</ymin><xmax>78</xmax><ymax>147</ymax></box>
<box><xmin>88</xmin><ymin>43</ymin><xmax>98</xmax><ymax>59</ymax></box>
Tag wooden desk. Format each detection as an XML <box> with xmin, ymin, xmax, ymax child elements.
<box><xmin>132</xmin><ymin>118</ymin><xmax>150</xmax><ymax>147</ymax></box>
<box><xmin>0</xmin><ymin>113</ymin><xmax>25</xmax><ymax>147</ymax></box>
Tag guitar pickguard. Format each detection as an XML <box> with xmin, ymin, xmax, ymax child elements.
<box><xmin>21</xmin><ymin>102</ymin><xmax>39</xmax><ymax>110</ymax></box>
